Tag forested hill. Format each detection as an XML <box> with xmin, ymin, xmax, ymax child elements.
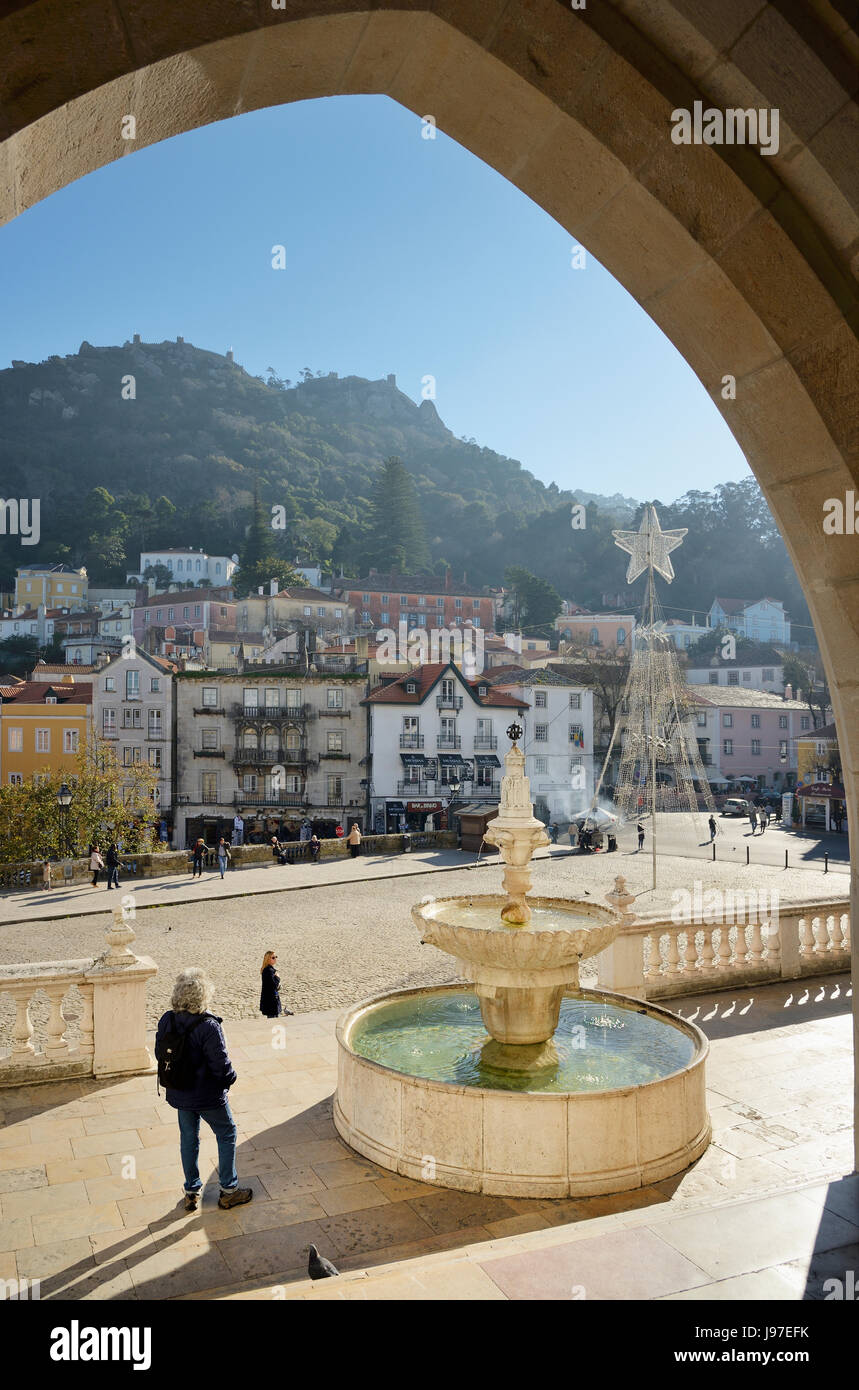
<box><xmin>0</xmin><ymin>338</ymin><xmax>810</xmax><ymax>632</ymax></box>
<box><xmin>0</xmin><ymin>337</ymin><xmax>599</xmax><ymax>576</ymax></box>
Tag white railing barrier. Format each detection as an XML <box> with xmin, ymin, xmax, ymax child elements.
<box><xmin>597</xmin><ymin>881</ymin><xmax>850</xmax><ymax>1000</ymax></box>
<box><xmin>0</xmin><ymin>910</ymin><xmax>157</xmax><ymax>1085</ymax></box>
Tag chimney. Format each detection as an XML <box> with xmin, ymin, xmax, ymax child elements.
<box><xmin>258</xmin><ymin>586</ymin><xmax>264</xmax><ymax>596</ymax></box>
<box><xmin>177</xmin><ymin>335</ymin><xmax>184</xmax><ymax>344</ymax></box>
<box><xmin>133</xmin><ymin>333</ymin><xmax>141</xmax><ymax>345</ymax></box>
<box><xmin>356</xmin><ymin>635</ymin><xmax>368</xmax><ymax>660</ymax></box>
<box><xmin>784</xmin><ymin>683</ymin><xmax>792</xmax><ymax>700</ymax></box>
<box><xmin>226</xmin><ymin>348</ymin><xmax>234</xmax><ymax>362</ymax></box>
<box><xmin>270</xmin><ymin>579</ymin><xmax>279</xmax><ymax>596</ymax></box>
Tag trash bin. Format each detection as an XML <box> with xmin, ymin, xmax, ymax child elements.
<box><xmin>402</xmin><ymin>832</ymin><xmax>412</xmax><ymax>853</ymax></box>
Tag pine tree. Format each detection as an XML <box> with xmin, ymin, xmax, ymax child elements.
<box><xmin>365</xmin><ymin>456</ymin><xmax>429</xmax><ymax>571</ymax></box>
<box><xmin>233</xmin><ymin>488</ymin><xmax>305</xmax><ymax>597</ymax></box>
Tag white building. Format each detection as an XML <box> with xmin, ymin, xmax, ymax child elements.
<box><xmin>92</xmin><ymin>650</ymin><xmax>174</xmax><ymax>819</ymax></box>
<box><xmin>489</xmin><ymin>669</ymin><xmax>595</xmax><ymax>824</ymax></box>
<box><xmin>129</xmin><ymin>549</ymin><xmax>237</xmax><ymax>588</ymax></box>
<box><xmin>684</xmin><ymin>644</ymin><xmax>785</xmax><ymax>693</ymax></box>
<box><xmin>364</xmin><ymin>662</ymin><xmax>527</xmax><ymax>832</ymax></box>
<box><xmin>707</xmin><ymin>597</ymin><xmax>791</xmax><ymax>646</ymax></box>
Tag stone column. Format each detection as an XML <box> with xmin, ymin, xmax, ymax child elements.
<box><xmin>596</xmin><ymin>876</ymin><xmax>646</xmax><ymax>998</ymax></box>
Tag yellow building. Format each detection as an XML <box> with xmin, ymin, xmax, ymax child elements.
<box><xmin>15</xmin><ymin>563</ymin><xmax>88</xmax><ymax>612</ymax></box>
<box><xmin>794</xmin><ymin>721</ymin><xmax>844</xmax><ymax>831</ymax></box>
<box><xmin>1</xmin><ymin>675</ymin><xmax>92</xmax><ymax>785</ymax></box>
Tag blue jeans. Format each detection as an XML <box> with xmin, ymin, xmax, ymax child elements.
<box><xmin>177</xmin><ymin>1100</ymin><xmax>238</xmax><ymax>1194</ymax></box>
<box><xmin>106</xmin><ymin>866</ymin><xmax>119</xmax><ymax>888</ymax></box>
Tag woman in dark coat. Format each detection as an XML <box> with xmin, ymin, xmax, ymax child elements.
<box><xmin>260</xmin><ymin>951</ymin><xmax>293</xmax><ymax>1018</ymax></box>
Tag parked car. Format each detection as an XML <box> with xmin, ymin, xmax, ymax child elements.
<box><xmin>721</xmin><ymin>797</ymin><xmax>752</xmax><ymax>817</ymax></box>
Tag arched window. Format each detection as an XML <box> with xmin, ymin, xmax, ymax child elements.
<box><xmin>242</xmin><ymin>728</ymin><xmax>258</xmax><ymax>751</ymax></box>
<box><xmin>196</xmin><ymin>559</ymin><xmax>201</xmax><ymax>571</ymax></box>
<box><xmin>177</xmin><ymin>559</ymin><xmax>183</xmax><ymax>571</ymax></box>
<box><xmin>286</xmin><ymin>728</ymin><xmax>301</xmax><ymax>751</ymax></box>
<box><xmin>215</xmin><ymin>562</ymin><xmax>221</xmax><ymax>575</ymax></box>
<box><xmin>264</xmin><ymin>728</ymin><xmax>278</xmax><ymax>751</ymax></box>
<box><xmin>590</xmin><ymin>628</ymin><xmax>599</xmax><ymax>645</ymax></box>
<box><xmin>616</xmin><ymin>627</ymin><xmax>626</xmax><ymax>645</ymax></box>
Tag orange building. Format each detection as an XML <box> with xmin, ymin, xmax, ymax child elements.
<box><xmin>0</xmin><ymin>676</ymin><xmax>92</xmax><ymax>786</ymax></box>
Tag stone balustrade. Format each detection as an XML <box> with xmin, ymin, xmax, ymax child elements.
<box><xmin>0</xmin><ymin>910</ymin><xmax>157</xmax><ymax>1086</ymax></box>
<box><xmin>597</xmin><ymin>893</ymin><xmax>851</xmax><ymax>1001</ymax></box>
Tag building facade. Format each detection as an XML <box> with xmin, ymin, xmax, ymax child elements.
<box><xmin>489</xmin><ymin>668</ymin><xmax>595</xmax><ymax>825</ymax></box>
<box><xmin>133</xmin><ymin>589</ymin><xmax>236</xmax><ymax>658</ymax></box>
<box><xmin>555</xmin><ymin>612</ymin><xmax>636</xmax><ymax>653</ymax></box>
<box><xmin>337</xmin><ymin>572</ymin><xmax>494</xmax><ymax>635</ymax></box>
<box><xmin>92</xmin><ymin>652</ymin><xmax>174</xmax><ymax>819</ymax></box>
<box><xmin>130</xmin><ymin>548</ymin><xmax>237</xmax><ymax>587</ymax></box>
<box><xmin>15</xmin><ymin>563</ymin><xmax>88</xmax><ymax>612</ymax></box>
<box><xmin>364</xmin><ymin>662</ymin><xmax>527</xmax><ymax>832</ymax></box>
<box><xmin>707</xmin><ymin>597</ymin><xmax>792</xmax><ymax>646</ymax></box>
<box><xmin>173</xmin><ymin>670</ymin><xmax>368</xmax><ymax>845</ymax></box>
<box><xmin>684</xmin><ymin>645</ymin><xmax>785</xmax><ymax>692</ymax></box>
<box><xmin>685</xmin><ymin>686</ymin><xmax>812</xmax><ymax>790</ymax></box>
<box><xmin>0</xmin><ymin>676</ymin><xmax>92</xmax><ymax>786</ymax></box>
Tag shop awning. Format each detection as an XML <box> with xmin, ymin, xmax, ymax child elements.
<box><xmin>796</xmin><ymin>782</ymin><xmax>845</xmax><ymax>799</ymax></box>
<box><xmin>438</xmin><ymin>753</ymin><xmax>469</xmax><ymax>768</ymax></box>
<box><xmin>474</xmin><ymin>753</ymin><xmax>501</xmax><ymax>768</ymax></box>
<box><xmin>386</xmin><ymin>801</ymin><xmax>406</xmax><ymax>814</ymax></box>
<box><xmin>399</xmin><ymin>753</ymin><xmax>427</xmax><ymax>767</ymax></box>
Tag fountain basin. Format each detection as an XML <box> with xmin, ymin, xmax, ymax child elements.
<box><xmin>334</xmin><ymin>984</ymin><xmax>711</xmax><ymax>1198</ymax></box>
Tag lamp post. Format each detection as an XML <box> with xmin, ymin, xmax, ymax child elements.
<box><xmin>56</xmin><ymin>782</ymin><xmax>73</xmax><ymax>858</ymax></box>
<box><xmin>446</xmin><ymin>776</ymin><xmax>462</xmax><ymax>839</ymax></box>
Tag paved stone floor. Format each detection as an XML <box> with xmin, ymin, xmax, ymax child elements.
<box><xmin>0</xmin><ymin>973</ymin><xmax>855</xmax><ymax>1300</ymax></box>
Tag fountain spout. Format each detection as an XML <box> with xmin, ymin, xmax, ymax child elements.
<box><xmin>482</xmin><ymin>730</ymin><xmax>549</xmax><ymax>924</ymax></box>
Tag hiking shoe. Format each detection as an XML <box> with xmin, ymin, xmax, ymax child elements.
<box><xmin>184</xmin><ymin>1193</ymin><xmax>199</xmax><ymax>1212</ymax></box>
<box><xmin>218</xmin><ymin>1187</ymin><xmax>253</xmax><ymax>1210</ymax></box>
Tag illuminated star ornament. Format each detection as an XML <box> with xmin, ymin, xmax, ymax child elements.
<box><xmin>611</xmin><ymin>504</ymin><xmax>687</xmax><ymax>584</ymax></box>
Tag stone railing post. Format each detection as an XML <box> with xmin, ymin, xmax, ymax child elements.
<box><xmin>597</xmin><ymin>876</ymin><xmax>647</xmax><ymax>999</ymax></box>
<box><xmin>84</xmin><ymin>909</ymin><xmax>157</xmax><ymax>1078</ymax></box>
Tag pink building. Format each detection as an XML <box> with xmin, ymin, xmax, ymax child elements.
<box><xmin>686</xmin><ymin>686</ymin><xmax>815</xmax><ymax>790</ymax></box>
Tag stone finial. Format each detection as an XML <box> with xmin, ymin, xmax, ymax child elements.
<box><xmin>606</xmin><ymin>875</ymin><xmax>637</xmax><ymax>928</ymax></box>
<box><xmin>99</xmin><ymin>906</ymin><xmax>139</xmax><ymax>967</ymax></box>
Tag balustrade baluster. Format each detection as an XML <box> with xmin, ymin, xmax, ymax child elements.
<box><xmin>697</xmin><ymin>929</ymin><xmax>715</xmax><ymax>972</ymax></box>
<box><xmin>646</xmin><ymin>931</ymin><xmax>662</xmax><ymax>980</ymax></box>
<box><xmin>9</xmin><ymin>986</ymin><xmax>35</xmax><ymax>1063</ymax></box>
<box><xmin>812</xmin><ymin>916</ymin><xmax>827</xmax><ymax>956</ymax></box>
<box><xmin>733</xmin><ymin>921</ymin><xmax>748</xmax><ymax>967</ymax></box>
<box><xmin>798</xmin><ymin>916</ymin><xmax>814</xmax><ymax>960</ymax></box>
<box><xmin>665</xmin><ymin>928</ymin><xmax>681</xmax><ymax>975</ymax></box>
<box><xmin>683</xmin><ymin>930</ymin><xmax>698</xmax><ymax>976</ymax></box>
<box><xmin>747</xmin><ymin>921</ymin><xmax>764</xmax><ymax>964</ymax></box>
<box><xmin>44</xmin><ymin>985</ymin><xmax>71</xmax><ymax>1060</ymax></box>
<box><xmin>77</xmin><ymin>984</ymin><xmax>94</xmax><ymax>1060</ymax></box>
<box><xmin>717</xmin><ymin>926</ymin><xmax>732</xmax><ymax>971</ymax></box>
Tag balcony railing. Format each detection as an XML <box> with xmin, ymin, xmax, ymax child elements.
<box><xmin>232</xmin><ymin>746</ymin><xmax>306</xmax><ymax>763</ymax></box>
<box><xmin>233</xmin><ymin>791</ymin><xmax>305</xmax><ymax>808</ymax></box>
<box><xmin>193</xmin><ymin>706</ymin><xmax>225</xmax><ymax>716</ymax></box>
<box><xmin>473</xmin><ymin>735</ymin><xmax>497</xmax><ymax>749</ymax></box>
<box><xmin>201</xmin><ymin>792</ymin><xmax>221</xmax><ymax>804</ymax></box>
<box><xmin>399</xmin><ymin>734</ymin><xmax>425</xmax><ymax>749</ymax></box>
<box><xmin>397</xmin><ymin>781</ymin><xmax>432</xmax><ymax>796</ymax></box>
<box><xmin>436</xmin><ymin>694</ymin><xmax>463</xmax><ymax>709</ymax></box>
<box><xmin>437</xmin><ymin>736</ymin><xmax>461</xmax><ymax>749</ymax></box>
<box><xmin>193</xmin><ymin>749</ymin><xmax>225</xmax><ymax>758</ymax></box>
<box><xmin>231</xmin><ymin>703</ymin><xmax>316</xmax><ymax>720</ymax></box>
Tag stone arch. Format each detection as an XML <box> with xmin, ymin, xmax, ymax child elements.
<box><xmin>1</xmin><ymin>2</ymin><xmax>856</xmax><ymax>1153</ymax></box>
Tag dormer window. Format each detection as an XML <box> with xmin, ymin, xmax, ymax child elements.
<box><xmin>478</xmin><ymin>684</ymin><xmax>488</xmax><ymax>697</ymax></box>
<box><xmin>406</xmin><ymin>681</ymin><xmax>416</xmax><ymax>694</ymax></box>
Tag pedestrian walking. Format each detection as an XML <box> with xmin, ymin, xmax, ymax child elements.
<box><xmin>708</xmin><ymin>815</ymin><xmax>717</xmax><ymax>843</ymax></box>
<box><xmin>758</xmin><ymin>805</ymin><xmax>768</xmax><ymax>832</ymax></box>
<box><xmin>191</xmin><ymin>838</ymin><xmax>206</xmax><ymax>879</ymax></box>
<box><xmin>90</xmin><ymin>843</ymin><xmax>104</xmax><ymax>887</ymax></box>
<box><xmin>637</xmin><ymin>822</ymin><xmax>645</xmax><ymax>852</ymax></box>
<box><xmin>347</xmin><ymin>823</ymin><xmax>362</xmax><ymax>858</ymax></box>
<box><xmin>105</xmin><ymin>843</ymin><xmax>120</xmax><ymax>890</ymax></box>
<box><xmin>41</xmin><ymin>859</ymin><xmax>53</xmax><ymax>892</ymax></box>
<box><xmin>216</xmin><ymin>838</ymin><xmax>231</xmax><ymax>879</ymax></box>
<box><xmin>258</xmin><ymin>950</ymin><xmax>291</xmax><ymax>1018</ymax></box>
<box><xmin>154</xmin><ymin>969</ymin><xmax>253</xmax><ymax>1212</ymax></box>
<box><xmin>232</xmin><ymin>813</ymin><xmax>244</xmax><ymax>847</ymax></box>
<box><xmin>309</xmin><ymin>833</ymin><xmax>320</xmax><ymax>864</ymax></box>
<box><xmin>748</xmin><ymin>807</ymin><xmax>758</xmax><ymax>835</ymax></box>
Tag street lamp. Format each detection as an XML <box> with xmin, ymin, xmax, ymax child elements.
<box><xmin>446</xmin><ymin>776</ymin><xmax>462</xmax><ymax>839</ymax></box>
<box><xmin>56</xmin><ymin>782</ymin><xmax>73</xmax><ymax>858</ymax></box>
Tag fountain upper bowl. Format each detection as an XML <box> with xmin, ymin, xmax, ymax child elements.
<box><xmin>411</xmin><ymin>894</ymin><xmax>621</xmax><ymax>971</ymax></box>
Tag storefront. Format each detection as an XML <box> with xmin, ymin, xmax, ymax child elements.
<box><xmin>795</xmin><ymin>780</ymin><xmax>846</xmax><ymax>832</ymax></box>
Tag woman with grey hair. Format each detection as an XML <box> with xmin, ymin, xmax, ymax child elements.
<box><xmin>155</xmin><ymin>968</ymin><xmax>253</xmax><ymax>1212</ymax></box>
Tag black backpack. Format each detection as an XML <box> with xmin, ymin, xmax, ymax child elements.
<box><xmin>156</xmin><ymin>1012</ymin><xmax>210</xmax><ymax>1092</ymax></box>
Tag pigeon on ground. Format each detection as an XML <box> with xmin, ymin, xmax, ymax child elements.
<box><xmin>308</xmin><ymin>1244</ymin><xmax>339</xmax><ymax>1280</ymax></box>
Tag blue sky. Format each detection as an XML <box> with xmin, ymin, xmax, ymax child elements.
<box><xmin>0</xmin><ymin>95</ymin><xmax>750</xmax><ymax>502</ymax></box>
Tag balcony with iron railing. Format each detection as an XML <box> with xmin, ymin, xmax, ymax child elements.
<box><xmin>473</xmin><ymin>735</ymin><xmax>497</xmax><ymax>749</ymax></box>
<box><xmin>231</xmin><ymin>703</ymin><xmax>316</xmax><ymax>720</ymax></box>
<box><xmin>233</xmin><ymin>791</ymin><xmax>305</xmax><ymax>808</ymax></box>
<box><xmin>397</xmin><ymin>781</ymin><xmax>432</xmax><ymax>796</ymax></box>
<box><xmin>232</xmin><ymin>746</ymin><xmax>314</xmax><ymax>767</ymax></box>
<box><xmin>437</xmin><ymin>736</ymin><xmax>462</xmax><ymax>750</ymax></box>
<box><xmin>399</xmin><ymin>734</ymin><xmax>425</xmax><ymax>749</ymax></box>
<box><xmin>436</xmin><ymin>693</ymin><xmax>463</xmax><ymax>710</ymax></box>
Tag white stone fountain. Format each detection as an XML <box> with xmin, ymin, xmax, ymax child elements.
<box><xmin>334</xmin><ymin>727</ymin><xmax>711</xmax><ymax>1196</ymax></box>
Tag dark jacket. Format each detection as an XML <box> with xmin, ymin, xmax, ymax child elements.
<box><xmin>154</xmin><ymin>1010</ymin><xmax>237</xmax><ymax>1110</ymax></box>
<box><xmin>105</xmin><ymin>845</ymin><xmax>119</xmax><ymax>868</ymax></box>
<box><xmin>260</xmin><ymin>965</ymin><xmax>282</xmax><ymax>1018</ymax></box>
